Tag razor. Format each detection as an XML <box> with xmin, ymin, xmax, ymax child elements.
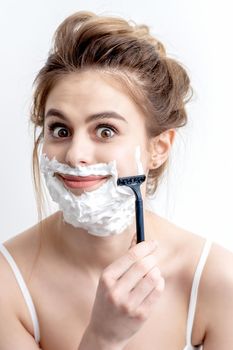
<box><xmin>117</xmin><ymin>175</ymin><xmax>146</xmax><ymax>243</ymax></box>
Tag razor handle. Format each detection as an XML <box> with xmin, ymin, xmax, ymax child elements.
<box><xmin>135</xmin><ymin>199</ymin><xmax>145</xmax><ymax>243</ymax></box>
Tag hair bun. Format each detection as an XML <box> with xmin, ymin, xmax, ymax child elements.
<box><xmin>131</xmin><ymin>23</ymin><xmax>166</xmax><ymax>56</ymax></box>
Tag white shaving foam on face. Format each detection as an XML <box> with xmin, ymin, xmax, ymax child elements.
<box><xmin>40</xmin><ymin>146</ymin><xmax>145</xmax><ymax>236</ymax></box>
<box><xmin>135</xmin><ymin>146</ymin><xmax>144</xmax><ymax>174</ymax></box>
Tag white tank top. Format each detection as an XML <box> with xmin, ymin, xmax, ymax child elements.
<box><xmin>0</xmin><ymin>239</ymin><xmax>212</xmax><ymax>348</ymax></box>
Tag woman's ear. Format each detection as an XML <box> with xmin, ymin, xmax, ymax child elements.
<box><xmin>148</xmin><ymin>129</ymin><xmax>175</xmax><ymax>169</ymax></box>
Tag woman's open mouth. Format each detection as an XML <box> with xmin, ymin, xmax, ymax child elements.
<box><xmin>56</xmin><ymin>174</ymin><xmax>110</xmax><ymax>190</ymax></box>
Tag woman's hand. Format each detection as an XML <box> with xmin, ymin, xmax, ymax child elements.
<box><xmin>87</xmin><ymin>239</ymin><xmax>165</xmax><ymax>348</ymax></box>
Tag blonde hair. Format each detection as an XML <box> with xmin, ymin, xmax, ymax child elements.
<box><xmin>30</xmin><ymin>11</ymin><xmax>192</xmax><ymax>218</ymax></box>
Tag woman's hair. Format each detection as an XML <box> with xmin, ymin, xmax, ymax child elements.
<box><xmin>30</xmin><ymin>11</ymin><xmax>192</xmax><ymax>219</ymax></box>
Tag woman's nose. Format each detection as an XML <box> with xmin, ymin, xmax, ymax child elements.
<box><xmin>64</xmin><ymin>132</ymin><xmax>94</xmax><ymax>167</ymax></box>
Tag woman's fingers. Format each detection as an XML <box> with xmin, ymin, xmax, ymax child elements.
<box><xmin>89</xmin><ymin>238</ymin><xmax>164</xmax><ymax>346</ymax></box>
<box><xmin>137</xmin><ymin>277</ymin><xmax>165</xmax><ymax>315</ymax></box>
<box><xmin>110</xmin><ymin>265</ymin><xmax>164</xmax><ymax>317</ymax></box>
<box><xmin>100</xmin><ymin>239</ymin><xmax>163</xmax><ymax>316</ymax></box>
<box><xmin>103</xmin><ymin>240</ymin><xmax>158</xmax><ymax>283</ymax></box>
<box><xmin>129</xmin><ymin>269</ymin><xmax>165</xmax><ymax>309</ymax></box>
<box><xmin>112</xmin><ymin>253</ymin><xmax>158</xmax><ymax>295</ymax></box>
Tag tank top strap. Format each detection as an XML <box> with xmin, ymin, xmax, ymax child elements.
<box><xmin>0</xmin><ymin>243</ymin><xmax>40</xmax><ymax>344</ymax></box>
<box><xmin>185</xmin><ymin>239</ymin><xmax>212</xmax><ymax>347</ymax></box>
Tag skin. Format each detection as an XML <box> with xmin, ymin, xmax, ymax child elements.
<box><xmin>0</xmin><ymin>70</ymin><xmax>233</xmax><ymax>350</ymax></box>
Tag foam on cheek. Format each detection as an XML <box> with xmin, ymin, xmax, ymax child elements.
<box><xmin>39</xmin><ymin>146</ymin><xmax>145</xmax><ymax>236</ymax></box>
<box><xmin>135</xmin><ymin>145</ymin><xmax>144</xmax><ymax>175</ymax></box>
<box><xmin>113</xmin><ymin>145</ymin><xmax>144</xmax><ymax>179</ymax></box>
<box><xmin>41</xmin><ymin>145</ymin><xmax>144</xmax><ymax>182</ymax></box>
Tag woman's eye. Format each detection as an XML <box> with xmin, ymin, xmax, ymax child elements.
<box><xmin>53</xmin><ymin>127</ymin><xmax>70</xmax><ymax>138</ymax></box>
<box><xmin>48</xmin><ymin>123</ymin><xmax>70</xmax><ymax>138</ymax></box>
<box><xmin>96</xmin><ymin>126</ymin><xmax>116</xmax><ymax>139</ymax></box>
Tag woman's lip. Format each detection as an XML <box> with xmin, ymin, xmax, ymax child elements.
<box><xmin>59</xmin><ymin>174</ymin><xmax>108</xmax><ymax>181</ymax></box>
<box><xmin>56</xmin><ymin>174</ymin><xmax>110</xmax><ymax>189</ymax></box>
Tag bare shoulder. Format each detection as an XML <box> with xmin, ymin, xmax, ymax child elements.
<box><xmin>196</xmin><ymin>242</ymin><xmax>233</xmax><ymax>348</ymax></box>
<box><xmin>0</xmin><ymin>213</ymin><xmax>60</xmax><ymax>349</ymax></box>
<box><xmin>146</xmin><ymin>210</ymin><xmax>210</xmax><ymax>289</ymax></box>
<box><xmin>198</xmin><ymin>241</ymin><xmax>233</xmax><ymax>304</ymax></box>
<box><xmin>1</xmin><ymin>225</ymin><xmax>41</xmax><ymax>281</ymax></box>
<box><xmin>205</xmin><ymin>241</ymin><xmax>233</xmax><ymax>277</ymax></box>
<box><xmin>149</xmin><ymin>210</ymin><xmax>233</xmax><ymax>281</ymax></box>
<box><xmin>1</xmin><ymin>212</ymin><xmax>59</xmax><ymax>278</ymax></box>
<box><xmin>200</xmin><ymin>241</ymin><xmax>233</xmax><ymax>309</ymax></box>
<box><xmin>0</xmin><ymin>224</ymin><xmax>44</xmax><ymax>349</ymax></box>
<box><xmin>0</xmin><ymin>218</ymin><xmax>44</xmax><ymax>308</ymax></box>
<box><xmin>148</xmin><ymin>211</ymin><xmax>233</xmax><ymax>348</ymax></box>
<box><xmin>0</xmin><ymin>219</ymin><xmax>42</xmax><ymax>288</ymax></box>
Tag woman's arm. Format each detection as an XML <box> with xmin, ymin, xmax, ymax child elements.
<box><xmin>0</xmin><ymin>305</ymin><xmax>41</xmax><ymax>350</ymax></box>
<box><xmin>0</xmin><ymin>254</ymin><xmax>41</xmax><ymax>350</ymax></box>
<box><xmin>201</xmin><ymin>244</ymin><xmax>233</xmax><ymax>349</ymax></box>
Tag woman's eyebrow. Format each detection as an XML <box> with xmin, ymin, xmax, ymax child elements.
<box><xmin>45</xmin><ymin>108</ymin><xmax>66</xmax><ymax>120</ymax></box>
<box><xmin>86</xmin><ymin>111</ymin><xmax>128</xmax><ymax>123</ymax></box>
<box><xmin>45</xmin><ymin>108</ymin><xmax>128</xmax><ymax>123</ymax></box>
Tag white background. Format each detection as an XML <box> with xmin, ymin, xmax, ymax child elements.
<box><xmin>0</xmin><ymin>0</ymin><xmax>232</xmax><ymax>250</ymax></box>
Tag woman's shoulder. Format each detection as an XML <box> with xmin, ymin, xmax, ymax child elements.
<box><xmin>149</xmin><ymin>211</ymin><xmax>233</xmax><ymax>343</ymax></box>
<box><xmin>0</xmin><ymin>212</ymin><xmax>59</xmax><ymax>292</ymax></box>
<box><xmin>0</xmin><ymin>214</ymin><xmax>59</xmax><ymax>341</ymax></box>
<box><xmin>199</xmin><ymin>240</ymin><xmax>233</xmax><ymax>308</ymax></box>
<box><xmin>1</xmin><ymin>224</ymin><xmax>41</xmax><ymax>277</ymax></box>
<box><xmin>0</xmin><ymin>224</ymin><xmax>40</xmax><ymax>341</ymax></box>
<box><xmin>1</xmin><ymin>227</ymin><xmax>35</xmax><ymax>264</ymax></box>
<box><xmin>1</xmin><ymin>212</ymin><xmax>59</xmax><ymax>266</ymax></box>
<box><xmin>0</xmin><ymin>223</ymin><xmax>45</xmax><ymax>349</ymax></box>
<box><xmin>192</xmin><ymin>240</ymin><xmax>233</xmax><ymax>345</ymax></box>
<box><xmin>147</xmin><ymin>209</ymin><xmax>233</xmax><ymax>282</ymax></box>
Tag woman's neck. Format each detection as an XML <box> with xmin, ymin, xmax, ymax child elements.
<box><xmin>52</xmin><ymin>211</ymin><xmax>137</xmax><ymax>272</ymax></box>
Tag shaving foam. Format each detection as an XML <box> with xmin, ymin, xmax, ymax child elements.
<box><xmin>40</xmin><ymin>147</ymin><xmax>144</xmax><ymax>236</ymax></box>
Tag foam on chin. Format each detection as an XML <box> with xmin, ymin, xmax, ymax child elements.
<box><xmin>40</xmin><ymin>154</ymin><xmax>143</xmax><ymax>236</ymax></box>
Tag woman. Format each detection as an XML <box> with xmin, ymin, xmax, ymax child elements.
<box><xmin>0</xmin><ymin>11</ymin><xmax>232</xmax><ymax>350</ymax></box>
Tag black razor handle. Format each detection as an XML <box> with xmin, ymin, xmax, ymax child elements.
<box><xmin>117</xmin><ymin>175</ymin><xmax>146</xmax><ymax>244</ymax></box>
<box><xmin>136</xmin><ymin>199</ymin><xmax>144</xmax><ymax>243</ymax></box>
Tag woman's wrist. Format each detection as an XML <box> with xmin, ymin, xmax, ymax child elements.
<box><xmin>78</xmin><ymin>326</ymin><xmax>124</xmax><ymax>350</ymax></box>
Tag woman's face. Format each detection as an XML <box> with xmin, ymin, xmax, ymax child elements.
<box><xmin>42</xmin><ymin>70</ymin><xmax>152</xmax><ymax>195</ymax></box>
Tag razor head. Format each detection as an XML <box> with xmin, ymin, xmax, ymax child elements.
<box><xmin>117</xmin><ymin>175</ymin><xmax>146</xmax><ymax>187</ymax></box>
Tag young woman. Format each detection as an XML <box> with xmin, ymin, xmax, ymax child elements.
<box><xmin>0</xmin><ymin>11</ymin><xmax>232</xmax><ymax>350</ymax></box>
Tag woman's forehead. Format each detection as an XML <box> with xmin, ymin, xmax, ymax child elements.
<box><xmin>45</xmin><ymin>71</ymin><xmax>147</xmax><ymax>122</ymax></box>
